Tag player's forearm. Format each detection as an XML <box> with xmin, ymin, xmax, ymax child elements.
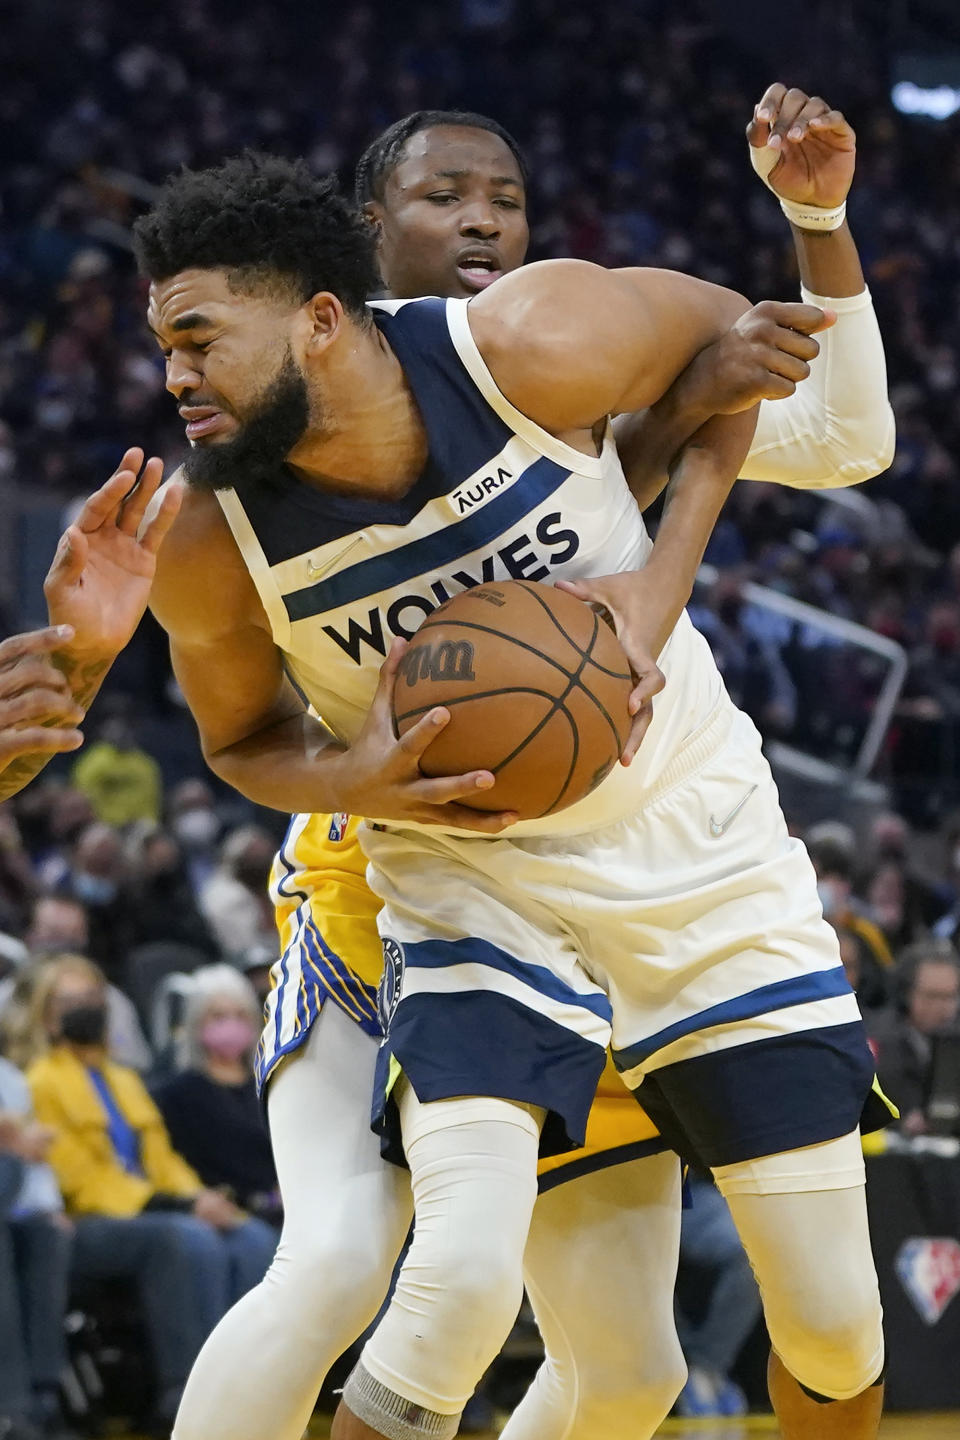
<box><xmin>614</xmin><ymin>389</ymin><xmax>712</xmax><ymax>514</ymax></box>
<box><xmin>790</xmin><ymin>221</ymin><xmax>864</xmax><ymax>298</ymax></box>
<box><xmin>641</xmin><ymin>408</ymin><xmax>758</xmax><ymax>657</ymax></box>
<box><xmin>744</xmin><ymin>286</ymin><xmax>895</xmax><ymax>488</ymax></box>
<box><xmin>205</xmin><ymin>713</ymin><xmax>351</xmax><ymax>814</ymax></box>
<box><xmin>0</xmin><ymin>645</ymin><xmax>114</xmax><ymax>802</ymax></box>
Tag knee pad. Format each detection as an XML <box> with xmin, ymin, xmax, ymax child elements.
<box><xmin>361</xmin><ymin>1093</ymin><xmax>541</xmax><ymax>1415</ymax></box>
<box><xmin>773</xmin><ymin>1302</ymin><xmax>885</xmax><ymax>1401</ymax></box>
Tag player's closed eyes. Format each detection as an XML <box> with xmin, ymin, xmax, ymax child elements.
<box><xmin>159</xmin><ymin>339</ymin><xmax>213</xmax><ymax>359</ymax></box>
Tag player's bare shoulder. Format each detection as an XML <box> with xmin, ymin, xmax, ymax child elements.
<box><xmin>150</xmin><ymin>472</ymin><xmax>266</xmax><ymax>641</ymax></box>
<box><xmin>469</xmin><ymin>258</ymin><xmax>628</xmax><ymax>361</ymax></box>
<box><xmin>466</xmin><ymin>259</ymin><xmax>660</xmax><ymax>430</ymax></box>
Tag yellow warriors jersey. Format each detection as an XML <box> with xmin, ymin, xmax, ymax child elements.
<box><xmin>260</xmin><ymin>811</ymin><xmax>664</xmax><ymax>1177</ymax></box>
<box><xmin>258</xmin><ymin>811</ymin><xmax>382</xmax><ymax>1090</ymax></box>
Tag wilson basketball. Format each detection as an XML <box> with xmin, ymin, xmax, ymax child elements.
<box><xmin>392</xmin><ymin>580</ymin><xmax>634</xmax><ymax>820</ymax></box>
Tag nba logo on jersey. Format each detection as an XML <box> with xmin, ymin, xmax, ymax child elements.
<box><xmin>895</xmin><ymin>1238</ymin><xmax>960</xmax><ymax>1324</ymax></box>
<box><xmin>379</xmin><ymin>937</ymin><xmax>405</xmax><ymax>1034</ymax></box>
<box><xmin>328</xmin><ymin>812</ymin><xmax>350</xmax><ymax>842</ymax></box>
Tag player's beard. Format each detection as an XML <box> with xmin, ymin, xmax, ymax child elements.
<box><xmin>183</xmin><ymin>349</ymin><xmax>312</xmax><ymax>493</ymax></box>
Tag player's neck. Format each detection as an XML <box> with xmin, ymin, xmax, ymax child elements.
<box><xmin>285</xmin><ymin>325</ymin><xmax>427</xmax><ymax>499</ymax></box>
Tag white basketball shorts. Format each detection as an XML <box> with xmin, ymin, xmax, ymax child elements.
<box><xmin>364</xmin><ymin>698</ymin><xmax>885</xmax><ymax>1169</ymax></box>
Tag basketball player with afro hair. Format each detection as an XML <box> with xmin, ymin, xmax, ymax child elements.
<box><xmin>17</xmin><ymin>91</ymin><xmax>891</xmax><ymax>1440</ymax></box>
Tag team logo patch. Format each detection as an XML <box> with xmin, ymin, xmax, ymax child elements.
<box><xmin>378</xmin><ymin>937</ymin><xmax>405</xmax><ymax>1034</ymax></box>
<box><xmin>328</xmin><ymin>812</ymin><xmax>350</xmax><ymax>842</ymax></box>
<box><xmin>895</xmin><ymin>1238</ymin><xmax>960</xmax><ymax>1324</ymax></box>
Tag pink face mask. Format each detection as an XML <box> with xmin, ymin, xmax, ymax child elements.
<box><xmin>201</xmin><ymin>1016</ymin><xmax>257</xmax><ymax>1063</ymax></box>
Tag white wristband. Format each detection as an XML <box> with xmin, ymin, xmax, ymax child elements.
<box><xmin>749</xmin><ymin>140</ymin><xmax>847</xmax><ymax>232</ymax></box>
<box><xmin>779</xmin><ymin>197</ymin><xmax>847</xmax><ymax>232</ymax></box>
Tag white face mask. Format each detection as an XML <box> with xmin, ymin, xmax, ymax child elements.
<box><xmin>173</xmin><ymin>809</ymin><xmax>220</xmax><ymax>850</ymax></box>
<box><xmin>817</xmin><ymin>879</ymin><xmax>844</xmax><ymax>921</ymax></box>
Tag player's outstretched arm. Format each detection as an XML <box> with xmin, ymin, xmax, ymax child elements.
<box><xmin>0</xmin><ymin>450</ymin><xmax>182</xmax><ymax>802</ymax></box>
<box><xmin>743</xmin><ymin>84</ymin><xmax>895</xmax><ymax>487</ymax></box>
<box><xmin>149</xmin><ymin>491</ymin><xmax>516</xmax><ymax>833</ymax></box>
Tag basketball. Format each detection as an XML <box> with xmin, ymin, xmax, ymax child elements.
<box><xmin>392</xmin><ymin>580</ymin><xmax>634</xmax><ymax>819</ymax></box>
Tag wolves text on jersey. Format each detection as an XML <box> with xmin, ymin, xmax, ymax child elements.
<box><xmin>321</xmin><ymin>511</ymin><xmax>580</xmax><ymax>664</ymax></box>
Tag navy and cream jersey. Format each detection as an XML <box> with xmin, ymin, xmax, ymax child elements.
<box><xmin>216</xmin><ymin>296</ymin><xmax>724</xmax><ymax>838</ymax></box>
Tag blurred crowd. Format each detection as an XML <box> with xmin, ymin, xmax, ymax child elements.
<box><xmin>4</xmin><ymin>0</ymin><xmax>960</xmax><ymax>1432</ymax></box>
<box><xmin>0</xmin><ymin>740</ymin><xmax>283</xmax><ymax>1436</ymax></box>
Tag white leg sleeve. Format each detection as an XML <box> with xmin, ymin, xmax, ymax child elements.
<box><xmin>503</xmin><ymin>1151</ymin><xmax>686</xmax><ymax>1440</ymax></box>
<box><xmin>173</xmin><ymin>1004</ymin><xmax>413</xmax><ymax>1440</ymax></box>
<box><xmin>359</xmin><ymin>1087</ymin><xmax>542</xmax><ymax>1417</ymax></box>
<box><xmin>715</xmin><ymin>1131</ymin><xmax>884</xmax><ymax>1402</ymax></box>
<box><xmin>743</xmin><ymin>286</ymin><xmax>895</xmax><ymax>489</ymax></box>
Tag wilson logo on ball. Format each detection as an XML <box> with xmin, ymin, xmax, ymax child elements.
<box><xmin>399</xmin><ymin>640</ymin><xmax>477</xmax><ymax>685</ymax></box>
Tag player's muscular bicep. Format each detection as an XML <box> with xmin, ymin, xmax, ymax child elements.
<box><xmin>470</xmin><ymin>261</ymin><xmax>749</xmax><ymax>429</ymax></box>
<box><xmin>169</xmin><ymin>624</ymin><xmax>302</xmax><ymax>762</ymax></box>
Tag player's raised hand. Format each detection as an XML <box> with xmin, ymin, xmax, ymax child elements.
<box><xmin>0</xmin><ymin>626</ymin><xmax>85</xmax><ymax>766</ymax></box>
<box><xmin>747</xmin><ymin>84</ymin><xmax>856</xmax><ymax>210</ymax></box>
<box><xmin>43</xmin><ymin>448</ymin><xmax>183</xmax><ymax>659</ymax></box>
<box><xmin>686</xmin><ymin>300</ymin><xmax>836</xmax><ymax>412</ymax></box>
<box><xmin>338</xmin><ymin>639</ymin><xmax>518</xmax><ymax>832</ymax></box>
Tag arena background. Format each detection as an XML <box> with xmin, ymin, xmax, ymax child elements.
<box><xmin>2</xmin><ymin>0</ymin><xmax>960</xmax><ymax>1435</ymax></box>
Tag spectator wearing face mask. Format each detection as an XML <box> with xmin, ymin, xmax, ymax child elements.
<box><xmin>167</xmin><ymin>780</ymin><xmax>223</xmax><ymax>894</ymax></box>
<box><xmin>125</xmin><ymin>826</ymin><xmax>220</xmax><ymax>959</ymax></box>
<box><xmin>23</xmin><ymin>789</ymin><xmax>95</xmax><ymax>894</ymax></box>
<box><xmin>153</xmin><ymin>965</ymin><xmax>279</xmax><ymax>1226</ymax></box>
<box><xmin>55</xmin><ymin>823</ymin><xmax>132</xmax><ymax>982</ymax></box>
<box><xmin>25</xmin><ymin>956</ymin><xmax>277</xmax><ymax>1433</ymax></box>
<box><xmin>0</xmin><ymin>892</ymin><xmax>151</xmax><ymax>1071</ymax></box>
<box><xmin>200</xmin><ymin>826</ymin><xmax>277</xmax><ymax>958</ymax></box>
<box><xmin>805</xmin><ymin>822</ymin><xmax>894</xmax><ymax>977</ymax></box>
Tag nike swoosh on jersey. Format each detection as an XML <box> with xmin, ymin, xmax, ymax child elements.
<box><xmin>709</xmin><ymin>784</ymin><xmax>758</xmax><ymax>837</ymax></box>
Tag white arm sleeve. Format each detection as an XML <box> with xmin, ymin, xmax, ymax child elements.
<box><xmin>740</xmin><ymin>286</ymin><xmax>895</xmax><ymax>489</ymax></box>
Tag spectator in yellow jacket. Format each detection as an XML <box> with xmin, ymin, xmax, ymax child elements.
<box><xmin>70</xmin><ymin>713</ymin><xmax>162</xmax><ymax>829</ymax></box>
<box><xmin>27</xmin><ymin>955</ymin><xmax>276</xmax><ymax>1433</ymax></box>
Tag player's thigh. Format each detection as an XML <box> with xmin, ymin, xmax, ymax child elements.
<box><xmin>267</xmin><ymin>1004</ymin><xmax>413</xmax><ymax>1282</ymax></box>
<box><xmin>525</xmin><ymin>1149</ymin><xmax>683</xmax><ymax>1375</ymax></box>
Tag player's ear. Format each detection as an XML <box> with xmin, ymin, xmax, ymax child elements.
<box><xmin>363</xmin><ymin>201</ymin><xmax>385</xmax><ymax>239</ymax></box>
<box><xmin>302</xmin><ymin>292</ymin><xmax>344</xmax><ymax>356</ymax></box>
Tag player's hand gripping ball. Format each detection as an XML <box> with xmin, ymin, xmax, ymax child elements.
<box><xmin>392</xmin><ymin>580</ymin><xmax>634</xmax><ymax>820</ymax></box>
